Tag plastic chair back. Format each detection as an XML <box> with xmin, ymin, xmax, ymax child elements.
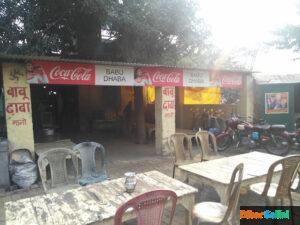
<box><xmin>262</xmin><ymin>155</ymin><xmax>300</xmax><ymax>201</ymax></box>
<box><xmin>195</xmin><ymin>131</ymin><xmax>218</xmax><ymax>159</ymax></box>
<box><xmin>114</xmin><ymin>190</ymin><xmax>177</xmax><ymax>225</ymax></box>
<box><xmin>38</xmin><ymin>148</ymin><xmax>78</xmax><ymax>191</ymax></box>
<box><xmin>223</xmin><ymin>163</ymin><xmax>244</xmax><ymax>222</ymax></box>
<box><xmin>168</xmin><ymin>133</ymin><xmax>192</xmax><ymax>163</ymax></box>
<box><xmin>73</xmin><ymin>142</ymin><xmax>107</xmax><ymax>182</ymax></box>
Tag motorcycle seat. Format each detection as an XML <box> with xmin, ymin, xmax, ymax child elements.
<box><xmin>285</xmin><ymin>132</ymin><xmax>297</xmax><ymax>137</ymax></box>
<box><xmin>270</xmin><ymin>124</ymin><xmax>286</xmax><ymax>130</ymax></box>
<box><xmin>253</xmin><ymin>125</ymin><xmax>270</xmax><ymax>130</ymax></box>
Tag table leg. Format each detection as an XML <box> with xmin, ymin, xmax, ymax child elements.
<box><xmin>186</xmin><ymin>174</ymin><xmax>228</xmax><ymax>204</ymax></box>
<box><xmin>185</xmin><ymin>207</ymin><xmax>192</xmax><ymax>225</ymax></box>
<box><xmin>176</xmin><ymin>168</ymin><xmax>189</xmax><ymax>183</ymax></box>
<box><xmin>214</xmin><ymin>185</ymin><xmax>228</xmax><ymax>204</ymax></box>
<box><xmin>181</xmin><ymin>195</ymin><xmax>195</xmax><ymax>225</ymax></box>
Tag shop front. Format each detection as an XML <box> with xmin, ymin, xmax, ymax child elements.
<box><xmin>254</xmin><ymin>74</ymin><xmax>300</xmax><ymax>131</ymax></box>
<box><xmin>0</xmin><ymin>55</ymin><xmax>253</xmax><ymax>156</ymax></box>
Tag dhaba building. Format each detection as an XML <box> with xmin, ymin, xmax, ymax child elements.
<box><xmin>0</xmin><ymin>54</ymin><xmax>253</xmax><ymax>156</ymax></box>
<box><xmin>254</xmin><ymin>73</ymin><xmax>300</xmax><ymax>131</ymax></box>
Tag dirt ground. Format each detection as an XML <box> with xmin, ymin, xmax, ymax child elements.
<box><xmin>1</xmin><ymin>137</ymin><xmax>300</xmax><ymax>225</ymax></box>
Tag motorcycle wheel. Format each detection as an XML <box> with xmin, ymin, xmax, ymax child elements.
<box><xmin>264</xmin><ymin>135</ymin><xmax>290</xmax><ymax>156</ymax></box>
<box><xmin>216</xmin><ymin>135</ymin><xmax>232</xmax><ymax>151</ymax></box>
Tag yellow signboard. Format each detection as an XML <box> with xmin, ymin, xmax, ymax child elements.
<box><xmin>184</xmin><ymin>87</ymin><xmax>221</xmax><ymax>105</ymax></box>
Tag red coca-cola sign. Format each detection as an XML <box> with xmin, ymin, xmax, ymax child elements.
<box><xmin>220</xmin><ymin>73</ymin><xmax>242</xmax><ymax>88</ymax></box>
<box><xmin>27</xmin><ymin>61</ymin><xmax>95</xmax><ymax>85</ymax></box>
<box><xmin>135</xmin><ymin>68</ymin><xmax>183</xmax><ymax>86</ymax></box>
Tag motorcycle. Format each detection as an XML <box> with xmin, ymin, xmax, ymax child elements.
<box><xmin>215</xmin><ymin>114</ymin><xmax>249</xmax><ymax>151</ymax></box>
<box><xmin>245</xmin><ymin>123</ymin><xmax>289</xmax><ymax>156</ymax></box>
<box><xmin>283</xmin><ymin>129</ymin><xmax>300</xmax><ymax>150</ymax></box>
<box><xmin>216</xmin><ymin>115</ymin><xmax>290</xmax><ymax>156</ymax></box>
<box><xmin>283</xmin><ymin>117</ymin><xmax>300</xmax><ymax>150</ymax></box>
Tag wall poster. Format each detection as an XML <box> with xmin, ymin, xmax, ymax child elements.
<box><xmin>265</xmin><ymin>92</ymin><xmax>289</xmax><ymax>114</ymax></box>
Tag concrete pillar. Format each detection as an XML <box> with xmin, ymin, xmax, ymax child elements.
<box><xmin>177</xmin><ymin>87</ymin><xmax>185</xmax><ymax>128</ymax></box>
<box><xmin>134</xmin><ymin>87</ymin><xmax>146</xmax><ymax>144</ymax></box>
<box><xmin>237</xmin><ymin>74</ymin><xmax>254</xmax><ymax>119</ymax></box>
<box><xmin>155</xmin><ymin>87</ymin><xmax>176</xmax><ymax>155</ymax></box>
<box><xmin>3</xmin><ymin>63</ymin><xmax>34</xmax><ymax>156</ymax></box>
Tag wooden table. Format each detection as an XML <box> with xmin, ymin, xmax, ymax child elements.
<box><xmin>35</xmin><ymin>139</ymin><xmax>76</xmax><ymax>156</ymax></box>
<box><xmin>179</xmin><ymin>151</ymin><xmax>282</xmax><ymax>203</ymax></box>
<box><xmin>5</xmin><ymin>170</ymin><xmax>197</xmax><ymax>225</ymax></box>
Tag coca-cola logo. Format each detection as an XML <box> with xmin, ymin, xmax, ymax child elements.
<box><xmin>222</xmin><ymin>76</ymin><xmax>242</xmax><ymax>85</ymax></box>
<box><xmin>152</xmin><ymin>72</ymin><xmax>181</xmax><ymax>83</ymax></box>
<box><xmin>49</xmin><ymin>66</ymin><xmax>92</xmax><ymax>81</ymax></box>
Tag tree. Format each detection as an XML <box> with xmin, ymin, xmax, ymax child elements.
<box><xmin>275</xmin><ymin>25</ymin><xmax>300</xmax><ymax>52</ymax></box>
<box><xmin>274</xmin><ymin>1</ymin><xmax>300</xmax><ymax>52</ymax></box>
<box><xmin>110</xmin><ymin>0</ymin><xmax>210</xmax><ymax>64</ymax></box>
<box><xmin>0</xmin><ymin>0</ymin><xmax>211</xmax><ymax>65</ymax></box>
<box><xmin>0</xmin><ymin>0</ymin><xmax>113</xmax><ymax>58</ymax></box>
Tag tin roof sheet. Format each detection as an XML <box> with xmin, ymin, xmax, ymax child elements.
<box><xmin>254</xmin><ymin>73</ymin><xmax>300</xmax><ymax>84</ymax></box>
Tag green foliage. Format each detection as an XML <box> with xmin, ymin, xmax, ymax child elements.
<box><xmin>0</xmin><ymin>0</ymin><xmax>114</xmax><ymax>56</ymax></box>
<box><xmin>274</xmin><ymin>1</ymin><xmax>300</xmax><ymax>52</ymax></box>
<box><xmin>275</xmin><ymin>25</ymin><xmax>300</xmax><ymax>51</ymax></box>
<box><xmin>0</xmin><ymin>0</ymin><xmax>211</xmax><ymax>65</ymax></box>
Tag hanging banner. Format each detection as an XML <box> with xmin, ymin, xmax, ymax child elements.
<box><xmin>95</xmin><ymin>65</ymin><xmax>134</xmax><ymax>86</ymax></box>
<box><xmin>27</xmin><ymin>61</ymin><xmax>95</xmax><ymax>85</ymax></box>
<box><xmin>183</xmin><ymin>70</ymin><xmax>215</xmax><ymax>87</ymax></box>
<box><xmin>134</xmin><ymin>68</ymin><xmax>183</xmax><ymax>86</ymax></box>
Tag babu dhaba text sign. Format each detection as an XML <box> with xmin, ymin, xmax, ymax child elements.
<box><xmin>96</xmin><ymin>65</ymin><xmax>134</xmax><ymax>86</ymax></box>
<box><xmin>183</xmin><ymin>70</ymin><xmax>215</xmax><ymax>87</ymax></box>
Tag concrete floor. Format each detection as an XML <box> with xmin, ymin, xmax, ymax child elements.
<box><xmin>1</xmin><ymin>136</ymin><xmax>300</xmax><ymax>225</ymax></box>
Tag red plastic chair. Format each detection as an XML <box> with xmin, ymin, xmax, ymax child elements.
<box><xmin>114</xmin><ymin>190</ymin><xmax>177</xmax><ymax>225</ymax></box>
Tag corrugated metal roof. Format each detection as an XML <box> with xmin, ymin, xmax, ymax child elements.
<box><xmin>254</xmin><ymin>73</ymin><xmax>300</xmax><ymax>84</ymax></box>
<box><xmin>0</xmin><ymin>54</ymin><xmax>252</xmax><ymax>75</ymax></box>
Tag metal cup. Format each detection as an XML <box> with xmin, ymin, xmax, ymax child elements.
<box><xmin>124</xmin><ymin>172</ymin><xmax>137</xmax><ymax>193</ymax></box>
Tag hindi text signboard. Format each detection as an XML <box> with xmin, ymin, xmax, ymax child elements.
<box><xmin>3</xmin><ymin>63</ymin><xmax>34</xmax><ymax>156</ymax></box>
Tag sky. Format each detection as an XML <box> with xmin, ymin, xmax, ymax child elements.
<box><xmin>198</xmin><ymin>0</ymin><xmax>300</xmax><ymax>74</ymax></box>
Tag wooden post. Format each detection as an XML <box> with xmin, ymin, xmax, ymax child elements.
<box><xmin>134</xmin><ymin>86</ymin><xmax>146</xmax><ymax>144</ymax></box>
